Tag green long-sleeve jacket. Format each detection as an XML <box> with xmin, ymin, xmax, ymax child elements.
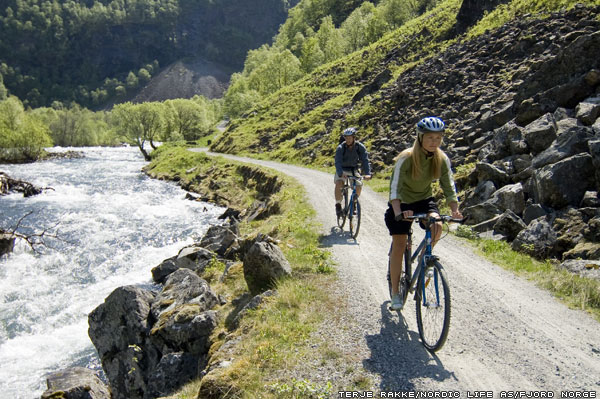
<box><xmin>389</xmin><ymin>149</ymin><xmax>458</xmax><ymax>204</ymax></box>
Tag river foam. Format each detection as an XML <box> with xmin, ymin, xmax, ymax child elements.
<box><xmin>0</xmin><ymin>147</ymin><xmax>223</xmax><ymax>398</ymax></box>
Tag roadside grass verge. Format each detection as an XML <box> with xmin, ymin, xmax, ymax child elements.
<box><xmin>148</xmin><ymin>144</ymin><xmax>342</xmax><ymax>398</ymax></box>
<box><xmin>454</xmin><ymin>226</ymin><xmax>600</xmax><ymax>322</ymax></box>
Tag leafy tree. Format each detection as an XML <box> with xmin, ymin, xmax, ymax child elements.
<box><xmin>0</xmin><ymin>73</ymin><xmax>7</xmax><ymax>100</ymax></box>
<box><xmin>126</xmin><ymin>71</ymin><xmax>139</xmax><ymax>90</ymax></box>
<box><xmin>224</xmin><ymin>73</ymin><xmax>261</xmax><ymax>118</ymax></box>
<box><xmin>164</xmin><ymin>99</ymin><xmax>206</xmax><ymax>141</ymax></box>
<box><xmin>138</xmin><ymin>68</ymin><xmax>151</xmax><ymax>84</ymax></box>
<box><xmin>111</xmin><ymin>102</ymin><xmax>164</xmax><ymax>160</ymax></box>
<box><xmin>315</xmin><ymin>16</ymin><xmax>345</xmax><ymax>63</ymax></box>
<box><xmin>379</xmin><ymin>0</ymin><xmax>420</xmax><ymax>30</ymax></box>
<box><xmin>341</xmin><ymin>2</ymin><xmax>386</xmax><ymax>53</ymax></box>
<box><xmin>0</xmin><ymin>96</ymin><xmax>52</xmax><ymax>162</ymax></box>
<box><xmin>300</xmin><ymin>35</ymin><xmax>325</xmax><ymax>73</ymax></box>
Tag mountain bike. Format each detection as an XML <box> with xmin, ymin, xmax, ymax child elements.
<box><xmin>336</xmin><ymin>175</ymin><xmax>362</xmax><ymax>239</ymax></box>
<box><xmin>387</xmin><ymin>214</ymin><xmax>465</xmax><ymax>352</ymax></box>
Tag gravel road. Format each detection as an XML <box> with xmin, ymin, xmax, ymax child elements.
<box><xmin>194</xmin><ymin>149</ymin><xmax>600</xmax><ymax>396</ymax></box>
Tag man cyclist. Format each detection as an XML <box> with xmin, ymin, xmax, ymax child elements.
<box><xmin>385</xmin><ymin>117</ymin><xmax>462</xmax><ymax>311</ymax></box>
<box><xmin>334</xmin><ymin>127</ymin><xmax>372</xmax><ymax>217</ymax></box>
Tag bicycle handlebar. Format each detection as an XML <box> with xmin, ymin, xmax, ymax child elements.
<box><xmin>395</xmin><ymin>214</ymin><xmax>468</xmax><ymax>224</ymax></box>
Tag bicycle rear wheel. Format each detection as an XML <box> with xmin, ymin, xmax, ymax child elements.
<box><xmin>337</xmin><ymin>188</ymin><xmax>348</xmax><ymax>229</ymax></box>
<box><xmin>415</xmin><ymin>261</ymin><xmax>451</xmax><ymax>352</ymax></box>
<box><xmin>349</xmin><ymin>198</ymin><xmax>361</xmax><ymax>239</ymax></box>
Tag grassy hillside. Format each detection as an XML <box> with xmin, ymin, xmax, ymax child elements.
<box><xmin>211</xmin><ymin>0</ymin><xmax>600</xmax><ymax>175</ymax></box>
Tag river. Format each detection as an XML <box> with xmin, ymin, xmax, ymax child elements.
<box><xmin>0</xmin><ymin>146</ymin><xmax>224</xmax><ymax>398</ymax></box>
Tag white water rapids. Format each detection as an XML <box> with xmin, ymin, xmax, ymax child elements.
<box><xmin>0</xmin><ymin>147</ymin><xmax>224</xmax><ymax>398</ymax></box>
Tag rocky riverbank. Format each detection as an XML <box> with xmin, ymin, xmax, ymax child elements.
<box><xmin>39</xmin><ymin>155</ymin><xmax>300</xmax><ymax>399</ymax></box>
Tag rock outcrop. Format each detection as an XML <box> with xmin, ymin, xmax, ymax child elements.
<box><xmin>85</xmin><ymin>205</ymin><xmax>291</xmax><ymax>398</ymax></box>
<box><xmin>41</xmin><ymin>367</ymin><xmax>111</xmax><ymax>399</ymax></box>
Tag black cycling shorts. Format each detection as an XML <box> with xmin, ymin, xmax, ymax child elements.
<box><xmin>384</xmin><ymin>197</ymin><xmax>439</xmax><ymax>236</ymax></box>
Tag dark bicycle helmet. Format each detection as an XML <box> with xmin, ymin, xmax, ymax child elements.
<box><xmin>343</xmin><ymin>127</ymin><xmax>357</xmax><ymax>136</ymax></box>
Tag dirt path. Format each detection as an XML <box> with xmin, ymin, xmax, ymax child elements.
<box><xmin>193</xmin><ymin>149</ymin><xmax>600</xmax><ymax>395</ymax></box>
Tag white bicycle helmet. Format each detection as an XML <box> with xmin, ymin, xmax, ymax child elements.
<box><xmin>343</xmin><ymin>127</ymin><xmax>357</xmax><ymax>136</ymax></box>
<box><xmin>416</xmin><ymin>116</ymin><xmax>445</xmax><ymax>143</ymax></box>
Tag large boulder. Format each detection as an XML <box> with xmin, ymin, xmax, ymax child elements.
<box><xmin>88</xmin><ymin>286</ymin><xmax>157</xmax><ymax>399</ymax></box>
<box><xmin>199</xmin><ymin>225</ymin><xmax>239</xmax><ymax>258</ymax></box>
<box><xmin>145</xmin><ymin>352</ymin><xmax>202</xmax><ymax>399</ymax></box>
<box><xmin>493</xmin><ymin>209</ymin><xmax>527</xmax><ymax>241</ymax></box>
<box><xmin>175</xmin><ymin>246</ymin><xmax>216</xmax><ymax>273</ymax></box>
<box><xmin>462</xmin><ymin>202</ymin><xmax>503</xmax><ymax>225</ymax></box>
<box><xmin>150</xmin><ymin>268</ymin><xmax>218</xmax><ymax>322</ymax></box>
<box><xmin>474</xmin><ymin>162</ymin><xmax>511</xmax><ymax>187</ymax></box>
<box><xmin>488</xmin><ymin>183</ymin><xmax>525</xmax><ymax>215</ymax></box>
<box><xmin>477</xmin><ymin>121</ymin><xmax>526</xmax><ymax>161</ymax></box>
<box><xmin>532</xmin><ymin>153</ymin><xmax>596</xmax><ymax>209</ymax></box>
<box><xmin>511</xmin><ymin>216</ymin><xmax>558</xmax><ymax>258</ymax></box>
<box><xmin>523</xmin><ymin>202</ymin><xmax>548</xmax><ymax>225</ymax></box>
<box><xmin>575</xmin><ymin>96</ymin><xmax>600</xmax><ymax>125</ymax></box>
<box><xmin>243</xmin><ymin>238</ymin><xmax>292</xmax><ymax>295</ymax></box>
<box><xmin>531</xmin><ymin>118</ymin><xmax>594</xmax><ymax>168</ymax></box>
<box><xmin>41</xmin><ymin>367</ymin><xmax>111</xmax><ymax>399</ymax></box>
<box><xmin>589</xmin><ymin>139</ymin><xmax>600</xmax><ymax>191</ymax></box>
<box><xmin>462</xmin><ymin>180</ymin><xmax>496</xmax><ymax>208</ymax></box>
<box><xmin>523</xmin><ymin>113</ymin><xmax>557</xmax><ymax>155</ymax></box>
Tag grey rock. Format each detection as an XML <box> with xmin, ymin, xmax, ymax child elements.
<box><xmin>559</xmin><ymin>260</ymin><xmax>600</xmax><ymax>281</ymax></box>
<box><xmin>523</xmin><ymin>203</ymin><xmax>547</xmax><ymax>225</ymax></box>
<box><xmin>475</xmin><ymin>162</ymin><xmax>510</xmax><ymax>186</ymax></box>
<box><xmin>493</xmin><ymin>209</ymin><xmax>527</xmax><ymax>241</ymax></box>
<box><xmin>488</xmin><ymin>183</ymin><xmax>525</xmax><ymax>215</ymax></box>
<box><xmin>511</xmin><ymin>216</ymin><xmax>558</xmax><ymax>258</ymax></box>
<box><xmin>462</xmin><ymin>202</ymin><xmax>503</xmax><ymax>225</ymax></box>
<box><xmin>243</xmin><ymin>239</ymin><xmax>292</xmax><ymax>295</ymax></box>
<box><xmin>575</xmin><ymin>96</ymin><xmax>600</xmax><ymax>125</ymax></box>
<box><xmin>151</xmin><ymin>256</ymin><xmax>178</xmax><ymax>284</ymax></box>
<box><xmin>150</xmin><ymin>268</ymin><xmax>218</xmax><ymax>322</ymax></box>
<box><xmin>41</xmin><ymin>367</ymin><xmax>111</xmax><ymax>399</ymax></box>
<box><xmin>199</xmin><ymin>225</ymin><xmax>239</xmax><ymax>257</ymax></box>
<box><xmin>531</xmin><ymin>117</ymin><xmax>594</xmax><ymax>168</ymax></box>
<box><xmin>462</xmin><ymin>180</ymin><xmax>496</xmax><ymax>208</ymax></box>
<box><xmin>523</xmin><ymin>113</ymin><xmax>557</xmax><ymax>155</ymax></box>
<box><xmin>175</xmin><ymin>246</ymin><xmax>216</xmax><ymax>274</ymax></box>
<box><xmin>88</xmin><ymin>286</ymin><xmax>156</xmax><ymax>399</ymax></box>
<box><xmin>581</xmin><ymin>191</ymin><xmax>600</xmax><ymax>207</ymax></box>
<box><xmin>150</xmin><ymin>309</ymin><xmax>218</xmax><ymax>355</ymax></box>
<box><xmin>146</xmin><ymin>352</ymin><xmax>204</xmax><ymax>399</ymax></box>
<box><xmin>589</xmin><ymin>139</ymin><xmax>600</xmax><ymax>191</ymax></box>
<box><xmin>471</xmin><ymin>215</ymin><xmax>502</xmax><ymax>233</ymax></box>
<box><xmin>533</xmin><ymin>153</ymin><xmax>596</xmax><ymax>209</ymax></box>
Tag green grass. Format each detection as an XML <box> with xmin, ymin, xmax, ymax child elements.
<box><xmin>149</xmin><ymin>145</ymin><xmax>344</xmax><ymax>399</ymax></box>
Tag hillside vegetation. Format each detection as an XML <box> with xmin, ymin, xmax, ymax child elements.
<box><xmin>212</xmin><ymin>0</ymin><xmax>600</xmax><ymax>262</ymax></box>
<box><xmin>0</xmin><ymin>0</ymin><xmax>295</xmax><ymax>108</ymax></box>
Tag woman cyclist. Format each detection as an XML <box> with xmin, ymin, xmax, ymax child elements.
<box><xmin>385</xmin><ymin>116</ymin><xmax>462</xmax><ymax>311</ymax></box>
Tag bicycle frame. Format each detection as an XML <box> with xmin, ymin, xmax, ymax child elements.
<box><xmin>344</xmin><ymin>177</ymin><xmax>359</xmax><ymax>216</ymax></box>
<box><xmin>403</xmin><ymin>215</ymin><xmax>454</xmax><ymax>305</ymax></box>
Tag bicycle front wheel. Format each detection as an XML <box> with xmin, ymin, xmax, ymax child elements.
<box><xmin>415</xmin><ymin>261</ymin><xmax>451</xmax><ymax>352</ymax></box>
<box><xmin>349</xmin><ymin>198</ymin><xmax>361</xmax><ymax>239</ymax></box>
